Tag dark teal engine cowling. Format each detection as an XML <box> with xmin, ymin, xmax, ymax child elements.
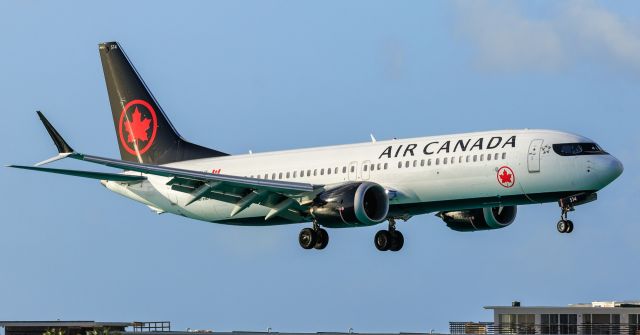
<box><xmin>311</xmin><ymin>182</ymin><xmax>389</xmax><ymax>228</ymax></box>
<box><xmin>438</xmin><ymin>206</ymin><xmax>517</xmax><ymax>232</ymax></box>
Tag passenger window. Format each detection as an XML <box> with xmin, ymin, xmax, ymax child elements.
<box><xmin>487</xmin><ymin>153</ymin><xmax>491</xmax><ymax>161</ymax></box>
<box><xmin>335</xmin><ymin>167</ymin><xmax>339</xmax><ymax>174</ymax></box>
<box><xmin>473</xmin><ymin>155</ymin><xmax>477</xmax><ymax>162</ymax></box>
<box><xmin>444</xmin><ymin>157</ymin><xmax>448</xmax><ymax>164</ymax></box>
<box><xmin>363</xmin><ymin>165</ymin><xmax>368</xmax><ymax>171</ymax></box>
<box><xmin>377</xmin><ymin>163</ymin><xmax>381</xmax><ymax>170</ymax></box>
<box><xmin>436</xmin><ymin>158</ymin><xmax>440</xmax><ymax>165</ymax></box>
<box><xmin>314</xmin><ymin>169</ymin><xmax>317</xmax><ymax>176</ymax></box>
<box><xmin>494</xmin><ymin>153</ymin><xmax>499</xmax><ymax>160</ymax></box>
<box><xmin>293</xmin><ymin>171</ymin><xmax>297</xmax><ymax>178</ymax></box>
<box><xmin>342</xmin><ymin>166</ymin><xmax>347</xmax><ymax>173</ymax></box>
<box><xmin>370</xmin><ymin>164</ymin><xmax>374</xmax><ymax>171</ymax></box>
<box><xmin>264</xmin><ymin>173</ymin><xmax>268</xmax><ymax>179</ymax></box>
<box><xmin>350</xmin><ymin>166</ymin><xmax>355</xmax><ymax>173</ymax></box>
<box><xmin>286</xmin><ymin>172</ymin><xmax>290</xmax><ymax>178</ymax></box>
<box><xmin>272</xmin><ymin>173</ymin><xmax>276</xmax><ymax>179</ymax></box>
<box><xmin>412</xmin><ymin>160</ymin><xmax>416</xmax><ymax>167</ymax></box>
<box><xmin>405</xmin><ymin>161</ymin><xmax>410</xmax><ymax>168</ymax></box>
<box><xmin>480</xmin><ymin>154</ymin><xmax>484</xmax><ymax>161</ymax></box>
<box><xmin>384</xmin><ymin>163</ymin><xmax>388</xmax><ymax>169</ymax></box>
<box><xmin>277</xmin><ymin>172</ymin><xmax>282</xmax><ymax>179</ymax></box>
<box><xmin>398</xmin><ymin>161</ymin><xmax>402</xmax><ymax>168</ymax></box>
<box><xmin>466</xmin><ymin>155</ymin><xmax>470</xmax><ymax>163</ymax></box>
<box><xmin>327</xmin><ymin>168</ymin><xmax>331</xmax><ymax>175</ymax></box>
<box><xmin>428</xmin><ymin>159</ymin><xmax>432</xmax><ymax>166</ymax></box>
<box><xmin>502</xmin><ymin>152</ymin><xmax>506</xmax><ymax>159</ymax></box>
<box><xmin>307</xmin><ymin>170</ymin><xmax>311</xmax><ymax>177</ymax></box>
<box><xmin>321</xmin><ymin>169</ymin><xmax>325</xmax><ymax>175</ymax></box>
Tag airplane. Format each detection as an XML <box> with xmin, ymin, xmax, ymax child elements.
<box><xmin>9</xmin><ymin>41</ymin><xmax>624</xmax><ymax>252</ymax></box>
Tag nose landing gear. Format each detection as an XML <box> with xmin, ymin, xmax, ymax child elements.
<box><xmin>556</xmin><ymin>193</ymin><xmax>597</xmax><ymax>234</ymax></box>
<box><xmin>557</xmin><ymin>197</ymin><xmax>575</xmax><ymax>234</ymax></box>
<box><xmin>374</xmin><ymin>218</ymin><xmax>404</xmax><ymax>252</ymax></box>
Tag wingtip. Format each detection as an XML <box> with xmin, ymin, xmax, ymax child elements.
<box><xmin>36</xmin><ymin>111</ymin><xmax>74</xmax><ymax>154</ymax></box>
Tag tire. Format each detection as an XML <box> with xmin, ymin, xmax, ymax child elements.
<box><xmin>565</xmin><ymin>220</ymin><xmax>574</xmax><ymax>234</ymax></box>
<box><xmin>314</xmin><ymin>228</ymin><xmax>329</xmax><ymax>250</ymax></box>
<box><xmin>557</xmin><ymin>220</ymin><xmax>567</xmax><ymax>233</ymax></box>
<box><xmin>374</xmin><ymin>230</ymin><xmax>391</xmax><ymax>251</ymax></box>
<box><xmin>389</xmin><ymin>230</ymin><xmax>404</xmax><ymax>252</ymax></box>
<box><xmin>299</xmin><ymin>228</ymin><xmax>317</xmax><ymax>249</ymax></box>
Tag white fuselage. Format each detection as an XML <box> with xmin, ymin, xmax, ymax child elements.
<box><xmin>103</xmin><ymin>129</ymin><xmax>623</xmax><ymax>226</ymax></box>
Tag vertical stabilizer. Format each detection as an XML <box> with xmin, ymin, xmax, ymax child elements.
<box><xmin>99</xmin><ymin>41</ymin><xmax>228</xmax><ymax>164</ymax></box>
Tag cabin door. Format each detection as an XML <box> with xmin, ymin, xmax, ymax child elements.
<box><xmin>528</xmin><ymin>139</ymin><xmax>543</xmax><ymax>173</ymax></box>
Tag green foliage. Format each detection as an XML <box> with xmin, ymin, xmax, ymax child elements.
<box><xmin>43</xmin><ymin>327</ymin><xmax>111</xmax><ymax>335</ymax></box>
<box><xmin>43</xmin><ymin>329</ymin><xmax>65</xmax><ymax>335</ymax></box>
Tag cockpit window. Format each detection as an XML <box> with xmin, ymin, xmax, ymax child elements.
<box><xmin>552</xmin><ymin>143</ymin><xmax>606</xmax><ymax>156</ymax></box>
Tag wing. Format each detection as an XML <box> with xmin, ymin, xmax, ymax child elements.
<box><xmin>7</xmin><ymin>165</ymin><xmax>147</xmax><ymax>183</ymax></box>
<box><xmin>76</xmin><ymin>153</ymin><xmax>319</xmax><ymax>221</ymax></box>
<box><xmin>10</xmin><ymin>112</ymin><xmax>322</xmax><ymax>222</ymax></box>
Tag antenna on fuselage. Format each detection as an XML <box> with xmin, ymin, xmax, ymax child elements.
<box><xmin>370</xmin><ymin>133</ymin><xmax>377</xmax><ymax>143</ymax></box>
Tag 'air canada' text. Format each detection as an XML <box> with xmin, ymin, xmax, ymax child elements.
<box><xmin>378</xmin><ymin>136</ymin><xmax>516</xmax><ymax>159</ymax></box>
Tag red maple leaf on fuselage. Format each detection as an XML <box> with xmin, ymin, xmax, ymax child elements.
<box><xmin>499</xmin><ymin>169</ymin><xmax>512</xmax><ymax>184</ymax></box>
<box><xmin>124</xmin><ymin>108</ymin><xmax>151</xmax><ymax>143</ymax></box>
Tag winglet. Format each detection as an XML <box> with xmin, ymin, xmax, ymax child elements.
<box><xmin>37</xmin><ymin>111</ymin><xmax>74</xmax><ymax>154</ymax></box>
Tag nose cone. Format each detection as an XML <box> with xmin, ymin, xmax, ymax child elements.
<box><xmin>597</xmin><ymin>155</ymin><xmax>623</xmax><ymax>188</ymax></box>
<box><xmin>611</xmin><ymin>156</ymin><xmax>624</xmax><ymax>179</ymax></box>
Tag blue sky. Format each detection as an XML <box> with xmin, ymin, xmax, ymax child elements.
<box><xmin>1</xmin><ymin>0</ymin><xmax>639</xmax><ymax>333</ymax></box>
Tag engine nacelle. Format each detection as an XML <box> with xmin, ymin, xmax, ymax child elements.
<box><xmin>311</xmin><ymin>182</ymin><xmax>389</xmax><ymax>228</ymax></box>
<box><xmin>438</xmin><ymin>206</ymin><xmax>517</xmax><ymax>232</ymax></box>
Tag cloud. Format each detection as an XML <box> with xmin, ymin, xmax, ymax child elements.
<box><xmin>453</xmin><ymin>1</ymin><xmax>640</xmax><ymax>74</ymax></box>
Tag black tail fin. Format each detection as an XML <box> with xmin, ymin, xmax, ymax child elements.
<box><xmin>98</xmin><ymin>41</ymin><xmax>228</xmax><ymax>164</ymax></box>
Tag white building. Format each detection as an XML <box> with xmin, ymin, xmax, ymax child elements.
<box><xmin>485</xmin><ymin>301</ymin><xmax>640</xmax><ymax>334</ymax></box>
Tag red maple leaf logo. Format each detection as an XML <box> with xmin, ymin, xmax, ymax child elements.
<box><xmin>499</xmin><ymin>169</ymin><xmax>512</xmax><ymax>184</ymax></box>
<box><xmin>124</xmin><ymin>108</ymin><xmax>151</xmax><ymax>143</ymax></box>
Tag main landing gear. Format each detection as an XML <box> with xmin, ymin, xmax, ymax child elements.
<box><xmin>298</xmin><ymin>220</ymin><xmax>329</xmax><ymax>250</ymax></box>
<box><xmin>374</xmin><ymin>218</ymin><xmax>404</xmax><ymax>252</ymax></box>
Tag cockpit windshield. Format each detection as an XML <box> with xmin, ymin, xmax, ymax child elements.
<box><xmin>552</xmin><ymin>143</ymin><xmax>606</xmax><ymax>156</ymax></box>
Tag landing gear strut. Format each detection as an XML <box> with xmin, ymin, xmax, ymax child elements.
<box><xmin>374</xmin><ymin>218</ymin><xmax>404</xmax><ymax>252</ymax></box>
<box><xmin>299</xmin><ymin>220</ymin><xmax>329</xmax><ymax>250</ymax></box>
<box><xmin>557</xmin><ymin>199</ymin><xmax>575</xmax><ymax>234</ymax></box>
<box><xmin>555</xmin><ymin>192</ymin><xmax>598</xmax><ymax>234</ymax></box>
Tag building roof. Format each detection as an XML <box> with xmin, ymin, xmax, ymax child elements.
<box><xmin>0</xmin><ymin>321</ymin><xmax>133</xmax><ymax>328</ymax></box>
<box><xmin>484</xmin><ymin>301</ymin><xmax>640</xmax><ymax>310</ymax></box>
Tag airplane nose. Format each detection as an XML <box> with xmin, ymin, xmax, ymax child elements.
<box><xmin>611</xmin><ymin>156</ymin><xmax>624</xmax><ymax>179</ymax></box>
<box><xmin>589</xmin><ymin>155</ymin><xmax>623</xmax><ymax>190</ymax></box>
<box><xmin>600</xmin><ymin>155</ymin><xmax>624</xmax><ymax>185</ymax></box>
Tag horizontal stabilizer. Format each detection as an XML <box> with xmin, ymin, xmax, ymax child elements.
<box><xmin>7</xmin><ymin>165</ymin><xmax>147</xmax><ymax>182</ymax></box>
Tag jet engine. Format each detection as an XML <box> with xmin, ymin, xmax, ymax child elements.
<box><xmin>438</xmin><ymin>206</ymin><xmax>517</xmax><ymax>232</ymax></box>
<box><xmin>311</xmin><ymin>182</ymin><xmax>389</xmax><ymax>227</ymax></box>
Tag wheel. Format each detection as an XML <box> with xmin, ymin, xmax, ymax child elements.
<box><xmin>299</xmin><ymin>228</ymin><xmax>317</xmax><ymax>249</ymax></box>
<box><xmin>374</xmin><ymin>230</ymin><xmax>391</xmax><ymax>251</ymax></box>
<box><xmin>557</xmin><ymin>220</ymin><xmax>568</xmax><ymax>233</ymax></box>
<box><xmin>314</xmin><ymin>228</ymin><xmax>329</xmax><ymax>250</ymax></box>
<box><xmin>389</xmin><ymin>230</ymin><xmax>404</xmax><ymax>252</ymax></box>
<box><xmin>565</xmin><ymin>220</ymin><xmax>574</xmax><ymax>233</ymax></box>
